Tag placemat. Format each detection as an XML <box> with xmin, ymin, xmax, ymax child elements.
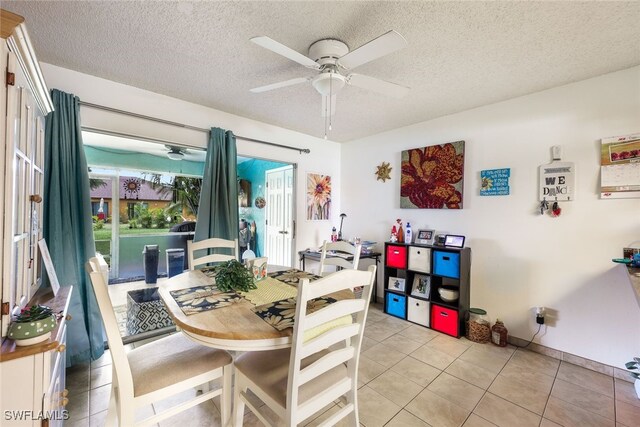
<box><xmin>252</xmin><ymin>296</ymin><xmax>352</xmax><ymax>341</ymax></box>
<box><xmin>240</xmin><ymin>277</ymin><xmax>298</xmax><ymax>306</ymax></box>
<box><xmin>252</xmin><ymin>296</ymin><xmax>339</xmax><ymax>330</ymax></box>
<box><xmin>267</xmin><ymin>269</ymin><xmax>321</xmax><ymax>286</ymax></box>
<box><xmin>170</xmin><ymin>285</ymin><xmax>242</xmax><ymax>316</ymax></box>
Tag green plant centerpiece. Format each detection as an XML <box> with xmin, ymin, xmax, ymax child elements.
<box><xmin>8</xmin><ymin>304</ymin><xmax>57</xmax><ymax>346</ymax></box>
<box><xmin>214</xmin><ymin>259</ymin><xmax>257</xmax><ymax>293</ymax></box>
<box><xmin>626</xmin><ymin>357</ymin><xmax>640</xmax><ymax>399</ymax></box>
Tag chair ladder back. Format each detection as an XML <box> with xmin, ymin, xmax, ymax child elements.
<box><xmin>187</xmin><ymin>238</ymin><xmax>238</xmax><ymax>270</ymax></box>
<box><xmin>319</xmin><ymin>241</ymin><xmax>362</xmax><ymax>275</ymax></box>
<box><xmin>303</xmin><ymin>299</ymin><xmax>366</xmax><ymax>330</ymax></box>
<box><xmin>298</xmin><ymin>346</ymin><xmax>355</xmax><ymax>386</ymax></box>
<box><xmin>86</xmin><ymin>258</ymin><xmax>135</xmax><ymax>399</ymax></box>
<box><xmin>285</xmin><ymin>265</ymin><xmax>375</xmax><ymax>425</ymax></box>
<box><xmin>300</xmin><ymin>323</ymin><xmax>361</xmax><ymax>359</ymax></box>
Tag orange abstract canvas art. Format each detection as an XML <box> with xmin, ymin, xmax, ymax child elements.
<box><xmin>401</xmin><ymin>141</ymin><xmax>465</xmax><ymax>209</ymax></box>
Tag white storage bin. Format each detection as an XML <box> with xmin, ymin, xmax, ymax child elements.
<box><xmin>408</xmin><ymin>246</ymin><xmax>431</xmax><ymax>273</ymax></box>
<box><xmin>407</xmin><ymin>297</ymin><xmax>430</xmax><ymax>327</ymax></box>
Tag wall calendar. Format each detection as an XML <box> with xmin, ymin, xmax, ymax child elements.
<box><xmin>600</xmin><ymin>133</ymin><xmax>640</xmax><ymax>199</ymax></box>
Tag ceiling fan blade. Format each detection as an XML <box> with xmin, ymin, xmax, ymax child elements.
<box><xmin>251</xmin><ymin>36</ymin><xmax>321</xmax><ymax>69</ymax></box>
<box><xmin>337</xmin><ymin>30</ymin><xmax>407</xmax><ymax>70</ymax></box>
<box><xmin>321</xmin><ymin>95</ymin><xmax>337</xmax><ymax>117</ymax></box>
<box><xmin>347</xmin><ymin>73</ymin><xmax>410</xmax><ymax>99</ymax></box>
<box><xmin>250</xmin><ymin>77</ymin><xmax>310</xmax><ymax>93</ymax></box>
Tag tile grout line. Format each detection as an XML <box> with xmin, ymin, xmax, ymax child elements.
<box><xmin>397</xmin><ymin>339</ymin><xmax>488</xmax><ymax>427</ymax></box>
<box><xmin>548</xmin><ymin>361</ymin><xmax>619</xmax><ymax>424</ymax></box>
<box><xmin>460</xmin><ymin>344</ymin><xmax>519</xmax><ymax>427</ymax></box>
<box><xmin>613</xmin><ymin>374</ymin><xmax>617</xmax><ymax>426</ymax></box>
<box><xmin>539</xmin><ymin>354</ymin><xmax>561</xmax><ymax>426</ymax></box>
<box><xmin>380</xmin><ymin>327</ymin><xmax>442</xmax><ymax>426</ymax></box>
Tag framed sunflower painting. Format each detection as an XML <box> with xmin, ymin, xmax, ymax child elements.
<box><xmin>306</xmin><ymin>173</ymin><xmax>332</xmax><ymax>220</ymax></box>
<box><xmin>401</xmin><ymin>141</ymin><xmax>465</xmax><ymax>209</ymax></box>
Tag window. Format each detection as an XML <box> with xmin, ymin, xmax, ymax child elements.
<box><xmin>127</xmin><ymin>202</ymin><xmax>148</xmax><ymax>219</ymax></box>
<box><xmin>91</xmin><ymin>201</ymin><xmax>109</xmax><ymax>218</ymax></box>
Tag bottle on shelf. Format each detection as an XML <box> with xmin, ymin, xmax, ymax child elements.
<box><xmin>331</xmin><ymin>227</ymin><xmax>337</xmax><ymax>242</ymax></box>
<box><xmin>491</xmin><ymin>319</ymin><xmax>508</xmax><ymax>347</ymax></box>
<box><xmin>397</xmin><ymin>224</ymin><xmax>404</xmax><ymax>243</ymax></box>
<box><xmin>405</xmin><ymin>222</ymin><xmax>412</xmax><ymax>243</ymax></box>
<box><xmin>390</xmin><ymin>225</ymin><xmax>398</xmax><ymax>242</ymax></box>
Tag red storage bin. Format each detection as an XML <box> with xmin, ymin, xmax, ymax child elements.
<box><xmin>431</xmin><ymin>304</ymin><xmax>459</xmax><ymax>337</ymax></box>
<box><xmin>386</xmin><ymin>245</ymin><xmax>407</xmax><ymax>269</ymax></box>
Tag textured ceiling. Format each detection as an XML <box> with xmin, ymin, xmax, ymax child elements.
<box><xmin>82</xmin><ymin>131</ymin><xmax>206</xmax><ymax>162</ymax></box>
<box><xmin>5</xmin><ymin>1</ymin><xmax>640</xmax><ymax>142</ymax></box>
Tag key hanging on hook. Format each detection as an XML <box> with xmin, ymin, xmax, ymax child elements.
<box><xmin>551</xmin><ymin>201</ymin><xmax>562</xmax><ymax>217</ymax></box>
<box><xmin>539</xmin><ymin>198</ymin><xmax>549</xmax><ymax>215</ymax></box>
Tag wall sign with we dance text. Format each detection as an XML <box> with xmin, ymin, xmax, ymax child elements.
<box><xmin>539</xmin><ymin>161</ymin><xmax>575</xmax><ymax>202</ymax></box>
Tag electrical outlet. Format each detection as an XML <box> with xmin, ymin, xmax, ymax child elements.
<box><xmin>535</xmin><ymin>306</ymin><xmax>545</xmax><ymax>325</ymax></box>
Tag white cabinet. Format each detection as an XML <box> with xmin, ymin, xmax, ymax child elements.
<box><xmin>0</xmin><ymin>287</ymin><xmax>72</xmax><ymax>427</ymax></box>
<box><xmin>1</xmin><ymin>9</ymin><xmax>53</xmax><ymax>338</ymax></box>
<box><xmin>1</xmin><ymin>9</ymin><xmax>64</xmax><ymax>427</ymax></box>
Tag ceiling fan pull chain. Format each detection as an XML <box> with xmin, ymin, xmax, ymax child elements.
<box><xmin>324</xmin><ymin>99</ymin><xmax>328</xmax><ymax>139</ymax></box>
<box><xmin>329</xmin><ymin>74</ymin><xmax>333</xmax><ymax>131</ymax></box>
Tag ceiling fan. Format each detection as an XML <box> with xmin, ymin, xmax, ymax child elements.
<box><xmin>165</xmin><ymin>145</ymin><xmax>186</xmax><ymax>161</ymax></box>
<box><xmin>249</xmin><ymin>30</ymin><xmax>410</xmax><ymax>121</ymax></box>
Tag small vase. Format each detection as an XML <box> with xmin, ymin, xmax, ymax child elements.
<box><xmin>635</xmin><ymin>378</ymin><xmax>640</xmax><ymax>399</ymax></box>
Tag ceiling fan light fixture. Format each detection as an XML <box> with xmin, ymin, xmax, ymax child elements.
<box><xmin>167</xmin><ymin>149</ymin><xmax>184</xmax><ymax>161</ymax></box>
<box><xmin>312</xmin><ymin>73</ymin><xmax>345</xmax><ymax>96</ymax></box>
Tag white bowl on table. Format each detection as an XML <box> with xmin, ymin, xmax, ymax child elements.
<box><xmin>438</xmin><ymin>288</ymin><xmax>459</xmax><ymax>303</ymax></box>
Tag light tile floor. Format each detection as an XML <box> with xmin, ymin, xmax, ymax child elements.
<box><xmin>65</xmin><ymin>304</ymin><xmax>640</xmax><ymax>427</ymax></box>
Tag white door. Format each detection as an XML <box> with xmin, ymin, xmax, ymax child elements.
<box><xmin>265</xmin><ymin>165</ymin><xmax>295</xmax><ymax>266</ymax></box>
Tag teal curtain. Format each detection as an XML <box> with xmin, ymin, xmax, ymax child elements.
<box><xmin>44</xmin><ymin>89</ymin><xmax>104</xmax><ymax>365</ymax></box>
<box><xmin>195</xmin><ymin>128</ymin><xmax>239</xmax><ymax>247</ymax></box>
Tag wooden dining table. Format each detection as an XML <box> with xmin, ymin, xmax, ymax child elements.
<box><xmin>158</xmin><ymin>266</ymin><xmax>353</xmax><ymax>351</ymax></box>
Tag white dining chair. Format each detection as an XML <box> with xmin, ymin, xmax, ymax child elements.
<box><xmin>318</xmin><ymin>240</ymin><xmax>362</xmax><ymax>276</ymax></box>
<box><xmin>86</xmin><ymin>257</ymin><xmax>233</xmax><ymax>427</ymax></box>
<box><xmin>187</xmin><ymin>237</ymin><xmax>238</xmax><ymax>270</ymax></box>
<box><xmin>232</xmin><ymin>265</ymin><xmax>376</xmax><ymax>426</ymax></box>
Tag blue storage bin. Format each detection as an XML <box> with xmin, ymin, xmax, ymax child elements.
<box><xmin>433</xmin><ymin>251</ymin><xmax>460</xmax><ymax>279</ymax></box>
<box><xmin>385</xmin><ymin>292</ymin><xmax>407</xmax><ymax>319</ymax></box>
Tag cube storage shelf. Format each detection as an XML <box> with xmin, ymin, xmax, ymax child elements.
<box><xmin>383</xmin><ymin>242</ymin><xmax>471</xmax><ymax>338</ymax></box>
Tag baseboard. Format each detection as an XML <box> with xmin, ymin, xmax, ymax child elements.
<box><xmin>508</xmin><ymin>335</ymin><xmax>633</xmax><ymax>383</ymax></box>
<box><xmin>369</xmin><ymin>298</ymin><xmax>634</xmax><ymax>384</ymax></box>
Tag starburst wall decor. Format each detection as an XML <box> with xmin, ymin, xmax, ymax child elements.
<box><xmin>375</xmin><ymin>162</ymin><xmax>392</xmax><ymax>182</ymax></box>
<box><xmin>123</xmin><ymin>178</ymin><xmax>141</xmax><ymax>199</ymax></box>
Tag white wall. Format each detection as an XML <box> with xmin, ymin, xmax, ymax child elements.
<box><xmin>41</xmin><ymin>63</ymin><xmax>342</xmax><ymax>261</ymax></box>
<box><xmin>342</xmin><ymin>66</ymin><xmax>640</xmax><ymax>368</ymax></box>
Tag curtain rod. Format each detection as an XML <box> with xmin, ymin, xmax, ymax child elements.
<box><xmin>78</xmin><ymin>101</ymin><xmax>311</xmax><ymax>154</ymax></box>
